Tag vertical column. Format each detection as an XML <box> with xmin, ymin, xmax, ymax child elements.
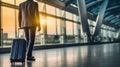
<box><xmin>105</xmin><ymin>26</ymin><xmax>109</xmax><ymax>42</ymax></box>
<box><xmin>55</xmin><ymin>8</ymin><xmax>58</xmax><ymax>35</ymax></box>
<box><xmin>112</xmin><ymin>31</ymin><xmax>114</xmax><ymax>42</ymax></box>
<box><xmin>106</xmin><ymin>29</ymin><xmax>109</xmax><ymax>42</ymax></box>
<box><xmin>93</xmin><ymin>0</ymin><xmax>109</xmax><ymax>38</ymax></box>
<box><xmin>0</xmin><ymin>0</ymin><xmax>2</xmax><ymax>47</ymax></box>
<box><xmin>108</xmin><ymin>27</ymin><xmax>111</xmax><ymax>41</ymax></box>
<box><xmin>59</xmin><ymin>10</ymin><xmax>67</xmax><ymax>43</ymax></box>
<box><xmin>14</xmin><ymin>0</ymin><xmax>17</xmax><ymax>38</ymax></box>
<box><xmin>75</xmin><ymin>17</ymin><xmax>81</xmax><ymax>43</ymax></box>
<box><xmin>77</xmin><ymin>0</ymin><xmax>91</xmax><ymax>42</ymax></box>
<box><xmin>100</xmin><ymin>29</ymin><xmax>103</xmax><ymax>42</ymax></box>
<box><xmin>72</xmin><ymin>14</ymin><xmax>75</xmax><ymax>43</ymax></box>
<box><xmin>41</xmin><ymin>4</ymin><xmax>47</xmax><ymax>45</ymax></box>
<box><xmin>72</xmin><ymin>14</ymin><xmax>74</xmax><ymax>36</ymax></box>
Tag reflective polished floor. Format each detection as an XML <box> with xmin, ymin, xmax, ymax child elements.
<box><xmin>1</xmin><ymin>43</ymin><xmax>120</xmax><ymax>67</ymax></box>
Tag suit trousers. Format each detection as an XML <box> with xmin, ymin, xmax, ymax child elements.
<box><xmin>24</xmin><ymin>27</ymin><xmax>36</xmax><ymax>57</ymax></box>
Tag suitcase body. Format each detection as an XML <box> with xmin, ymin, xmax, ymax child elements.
<box><xmin>10</xmin><ymin>39</ymin><xmax>26</xmax><ymax>63</ymax></box>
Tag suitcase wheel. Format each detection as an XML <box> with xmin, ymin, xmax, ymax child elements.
<box><xmin>22</xmin><ymin>62</ymin><xmax>25</xmax><ymax>65</ymax></box>
<box><xmin>10</xmin><ymin>60</ymin><xmax>15</xmax><ymax>64</ymax></box>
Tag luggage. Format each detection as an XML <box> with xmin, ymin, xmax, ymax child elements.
<box><xmin>10</xmin><ymin>29</ymin><xmax>26</xmax><ymax>64</ymax></box>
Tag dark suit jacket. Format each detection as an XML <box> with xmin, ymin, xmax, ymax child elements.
<box><xmin>18</xmin><ymin>1</ymin><xmax>40</xmax><ymax>28</ymax></box>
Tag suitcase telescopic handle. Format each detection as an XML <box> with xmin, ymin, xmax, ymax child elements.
<box><xmin>18</xmin><ymin>28</ymin><xmax>24</xmax><ymax>38</ymax></box>
<box><xmin>17</xmin><ymin>28</ymin><xmax>20</xmax><ymax>38</ymax></box>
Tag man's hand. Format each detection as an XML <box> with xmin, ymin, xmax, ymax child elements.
<box><xmin>19</xmin><ymin>26</ymin><xmax>22</xmax><ymax>29</ymax></box>
<box><xmin>37</xmin><ymin>26</ymin><xmax>41</xmax><ymax>31</ymax></box>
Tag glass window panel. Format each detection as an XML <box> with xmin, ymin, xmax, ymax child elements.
<box><xmin>2</xmin><ymin>7</ymin><xmax>15</xmax><ymax>46</ymax></box>
<box><xmin>2</xmin><ymin>0</ymin><xmax>14</xmax><ymax>4</ymax></box>
<box><xmin>66</xmin><ymin>12</ymin><xmax>72</xmax><ymax>20</ymax></box>
<box><xmin>56</xmin><ymin>8</ymin><xmax>61</xmax><ymax>17</ymax></box>
<box><xmin>73</xmin><ymin>14</ymin><xmax>77</xmax><ymax>21</ymax></box>
<box><xmin>74</xmin><ymin>23</ymin><xmax>77</xmax><ymax>35</ymax></box>
<box><xmin>38</xmin><ymin>2</ymin><xmax>45</xmax><ymax>12</ymax></box>
<box><xmin>2</xmin><ymin>7</ymin><xmax>15</xmax><ymax>38</ymax></box>
<box><xmin>57</xmin><ymin>19</ymin><xmax>60</xmax><ymax>35</ymax></box>
<box><xmin>16</xmin><ymin>0</ymin><xmax>26</xmax><ymax>5</ymax></box>
<box><xmin>66</xmin><ymin>21</ymin><xmax>72</xmax><ymax>35</ymax></box>
<box><xmin>66</xmin><ymin>21</ymin><xmax>74</xmax><ymax>43</ymax></box>
<box><xmin>47</xmin><ymin>16</ymin><xmax>56</xmax><ymax>35</ymax></box>
<box><xmin>46</xmin><ymin>4</ymin><xmax>55</xmax><ymax>15</ymax></box>
<box><xmin>47</xmin><ymin>16</ymin><xmax>59</xmax><ymax>44</ymax></box>
<box><xmin>40</xmin><ymin>14</ymin><xmax>46</xmax><ymax>34</ymax></box>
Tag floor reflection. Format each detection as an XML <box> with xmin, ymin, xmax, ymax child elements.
<box><xmin>27</xmin><ymin>62</ymin><xmax>32</xmax><ymax>67</ymax></box>
<box><xmin>1</xmin><ymin>43</ymin><xmax>120</xmax><ymax>67</ymax></box>
<box><xmin>11</xmin><ymin>64</ymin><xmax>25</xmax><ymax>67</ymax></box>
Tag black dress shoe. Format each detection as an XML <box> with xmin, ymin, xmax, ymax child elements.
<box><xmin>27</xmin><ymin>56</ymin><xmax>36</xmax><ymax>61</ymax></box>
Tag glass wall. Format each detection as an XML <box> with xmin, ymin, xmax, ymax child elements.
<box><xmin>66</xmin><ymin>21</ymin><xmax>74</xmax><ymax>43</ymax></box>
<box><xmin>46</xmin><ymin>16</ymin><xmax>57</xmax><ymax>44</ymax></box>
<box><xmin>0</xmin><ymin>0</ymin><xmax>118</xmax><ymax>47</ymax></box>
<box><xmin>1</xmin><ymin>6</ymin><xmax>15</xmax><ymax>46</ymax></box>
<box><xmin>46</xmin><ymin>4</ymin><xmax>55</xmax><ymax>15</ymax></box>
<box><xmin>0</xmin><ymin>0</ymin><xmax>77</xmax><ymax>47</ymax></box>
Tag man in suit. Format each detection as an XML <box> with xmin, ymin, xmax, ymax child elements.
<box><xmin>18</xmin><ymin>0</ymin><xmax>41</xmax><ymax>61</ymax></box>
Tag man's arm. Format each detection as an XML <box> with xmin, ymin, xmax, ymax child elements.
<box><xmin>18</xmin><ymin>4</ymin><xmax>22</xmax><ymax>28</ymax></box>
<box><xmin>35</xmin><ymin>2</ymin><xmax>41</xmax><ymax>31</ymax></box>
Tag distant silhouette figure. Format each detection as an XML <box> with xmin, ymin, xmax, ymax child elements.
<box><xmin>18</xmin><ymin>0</ymin><xmax>41</xmax><ymax>61</ymax></box>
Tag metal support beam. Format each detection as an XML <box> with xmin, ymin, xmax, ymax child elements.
<box><xmin>93</xmin><ymin>0</ymin><xmax>109</xmax><ymax>37</ymax></box>
<box><xmin>77</xmin><ymin>0</ymin><xmax>91</xmax><ymax>42</ymax></box>
<box><xmin>105</xmin><ymin>15</ymin><xmax>114</xmax><ymax>20</ymax></box>
<box><xmin>106</xmin><ymin>6</ymin><xmax>120</xmax><ymax>11</ymax></box>
<box><xmin>105</xmin><ymin>9</ymin><xmax>120</xmax><ymax>17</ymax></box>
<box><xmin>87</xmin><ymin>0</ymin><xmax>102</xmax><ymax>8</ymax></box>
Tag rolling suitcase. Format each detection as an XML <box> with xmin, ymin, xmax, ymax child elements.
<box><xmin>10</xmin><ymin>29</ymin><xmax>26</xmax><ymax>64</ymax></box>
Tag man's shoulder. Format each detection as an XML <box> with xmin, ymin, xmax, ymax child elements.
<box><xmin>19</xmin><ymin>1</ymin><xmax>38</xmax><ymax>7</ymax></box>
<box><xmin>20</xmin><ymin>1</ymin><xmax>38</xmax><ymax>4</ymax></box>
<box><xmin>19</xmin><ymin>1</ymin><xmax>26</xmax><ymax>6</ymax></box>
<box><xmin>33</xmin><ymin>2</ymin><xmax>38</xmax><ymax>4</ymax></box>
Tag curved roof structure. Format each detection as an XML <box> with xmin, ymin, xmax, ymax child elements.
<box><xmin>38</xmin><ymin>0</ymin><xmax>120</xmax><ymax>29</ymax></box>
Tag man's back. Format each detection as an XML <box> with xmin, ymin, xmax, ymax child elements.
<box><xmin>19</xmin><ymin>1</ymin><xmax>40</xmax><ymax>28</ymax></box>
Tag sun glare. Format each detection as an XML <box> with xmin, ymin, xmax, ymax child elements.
<box><xmin>40</xmin><ymin>18</ymin><xmax>46</xmax><ymax>24</ymax></box>
<box><xmin>40</xmin><ymin>16</ymin><xmax>54</xmax><ymax>25</ymax></box>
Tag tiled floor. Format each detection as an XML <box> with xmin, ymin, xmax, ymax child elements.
<box><xmin>0</xmin><ymin>43</ymin><xmax>120</xmax><ymax>67</ymax></box>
